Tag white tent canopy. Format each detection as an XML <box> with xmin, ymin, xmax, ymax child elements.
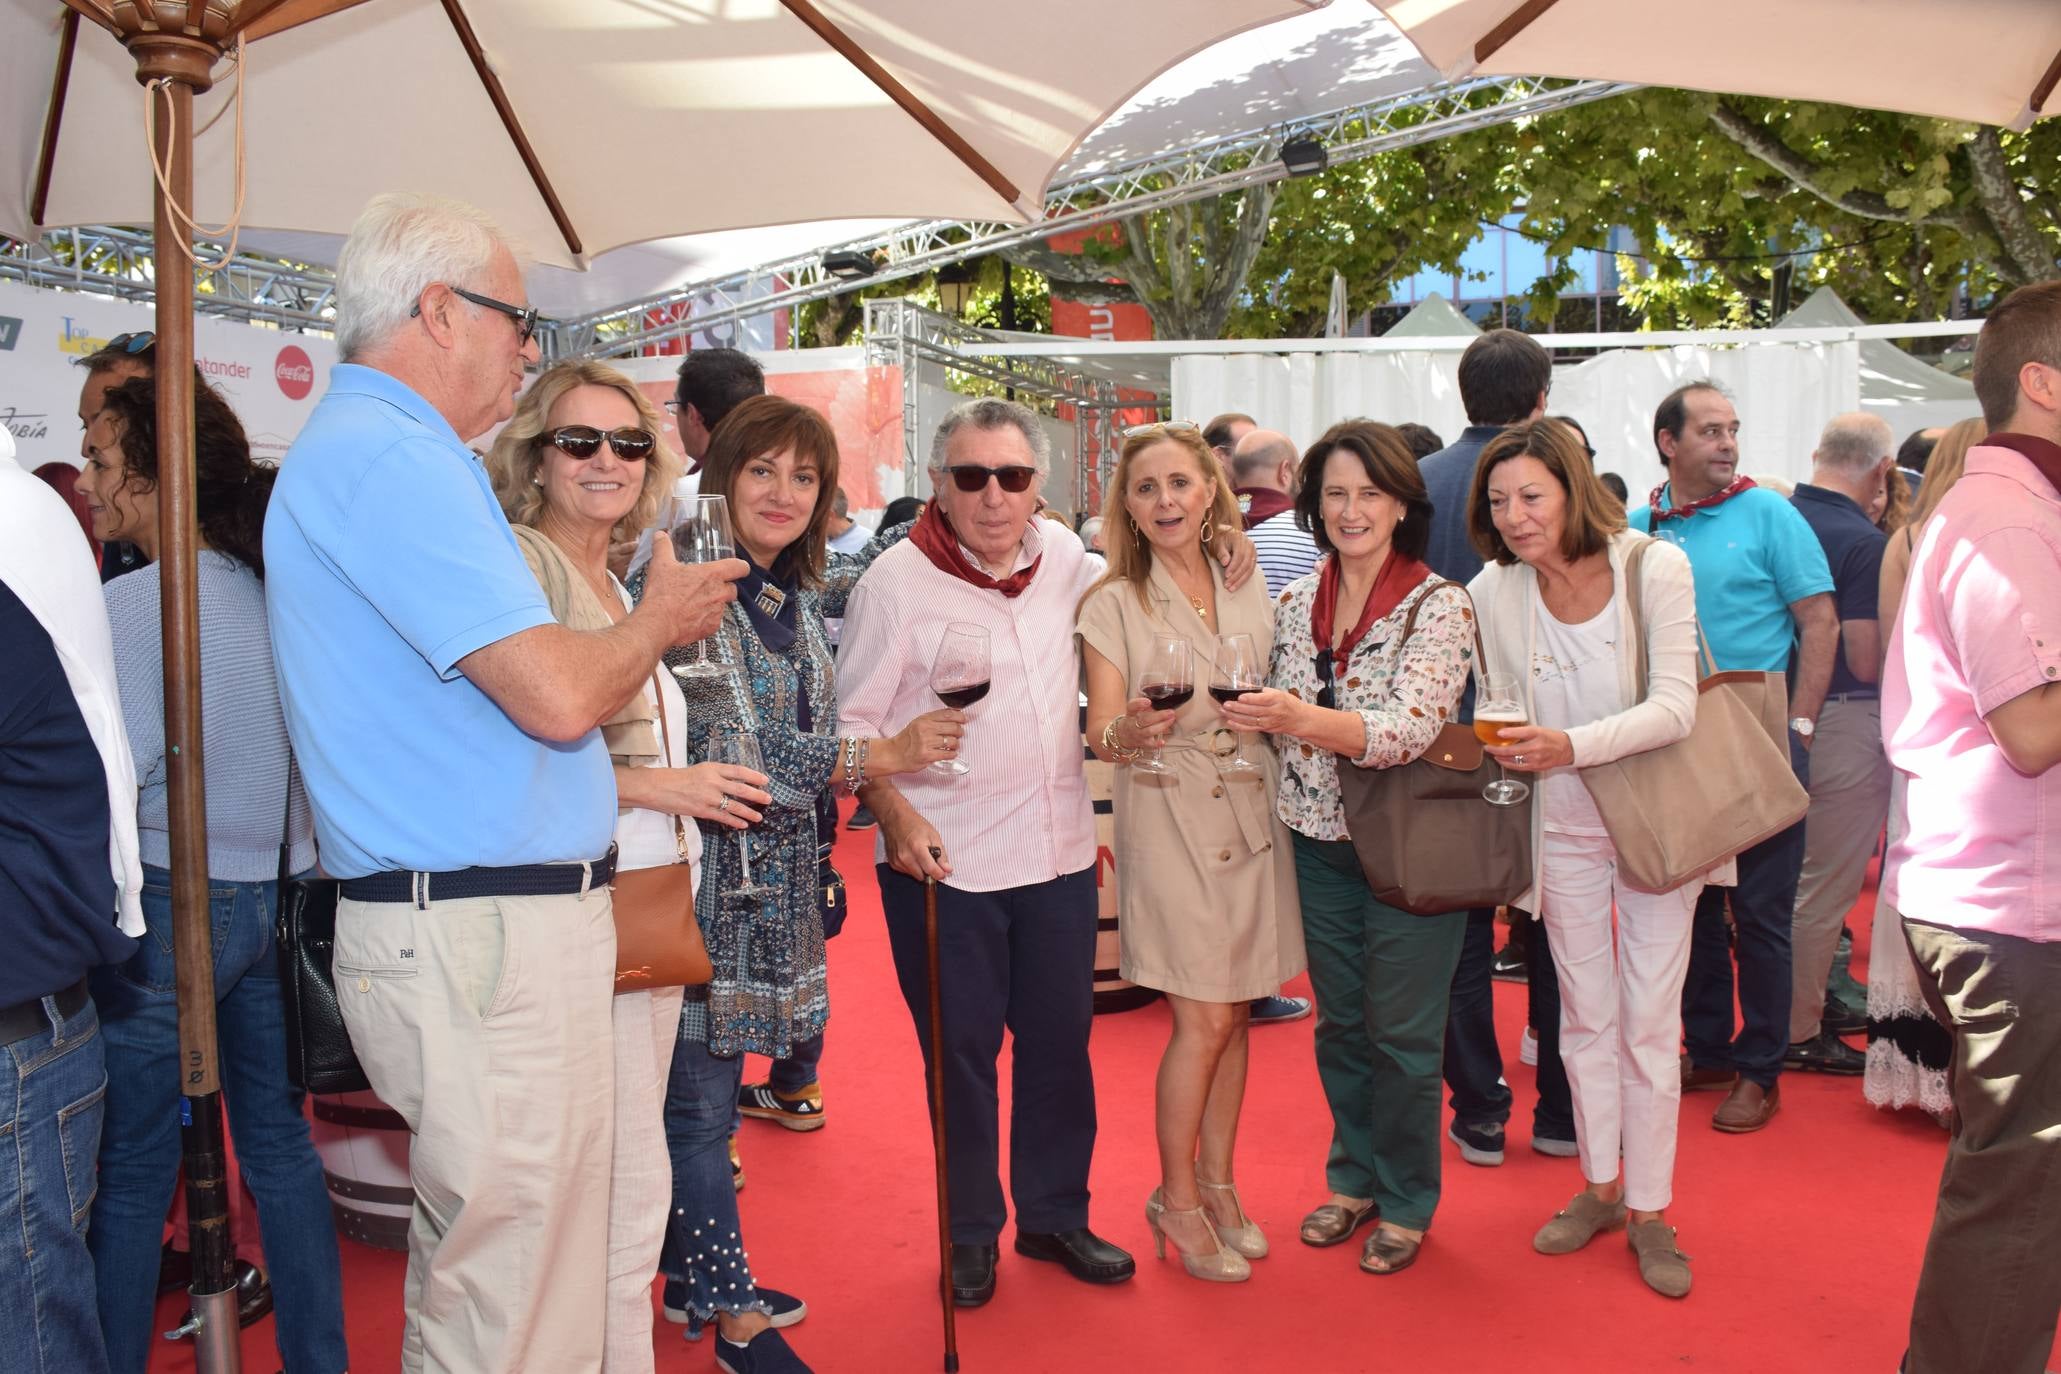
<box><xmin>1777</xmin><ymin>286</ymin><xmax>1979</xmax><ymax>442</ymax></box>
<box><xmin>1383</xmin><ymin>292</ymin><xmax>1482</xmax><ymax>338</ymax></box>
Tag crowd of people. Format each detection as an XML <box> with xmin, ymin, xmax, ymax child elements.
<box><xmin>3</xmin><ymin>187</ymin><xmax>2056</xmax><ymax>1374</ymax></box>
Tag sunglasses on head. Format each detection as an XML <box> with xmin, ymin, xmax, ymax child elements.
<box><xmin>411</xmin><ymin>284</ymin><xmax>539</xmax><ymax>345</ymax></box>
<box><xmin>943</xmin><ymin>463</ymin><xmax>1037</xmax><ymax>494</ymax></box>
<box><xmin>544</xmin><ymin>425</ymin><xmax>655</xmax><ymax>461</ymax></box>
<box><xmin>105</xmin><ymin>331</ymin><xmax>156</xmax><ymax>356</ymax></box>
<box><xmin>1122</xmin><ymin>419</ymin><xmax>1201</xmax><ymax>440</ymax></box>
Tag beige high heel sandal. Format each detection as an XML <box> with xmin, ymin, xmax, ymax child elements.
<box><xmin>1145</xmin><ymin>1189</ymin><xmax>1252</xmax><ymax>1283</ymax></box>
<box><xmin>1196</xmin><ymin>1179</ymin><xmax>1268</xmax><ymax>1259</ymax></box>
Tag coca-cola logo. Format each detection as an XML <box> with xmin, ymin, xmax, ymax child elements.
<box><xmin>275</xmin><ymin>345</ymin><xmax>314</xmax><ymax>400</ymax></box>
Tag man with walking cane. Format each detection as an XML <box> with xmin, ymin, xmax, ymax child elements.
<box><xmin>836</xmin><ymin>399</ymin><xmax>1134</xmax><ymax>1309</ymax></box>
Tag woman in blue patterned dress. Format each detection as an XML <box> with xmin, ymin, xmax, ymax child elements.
<box><xmin>655</xmin><ymin>395</ymin><xmax>962</xmax><ymax>1373</ymax></box>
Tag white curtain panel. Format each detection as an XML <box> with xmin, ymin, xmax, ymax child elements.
<box><xmin>1174</xmin><ymin>340</ymin><xmax>1861</xmax><ymax>497</ymax></box>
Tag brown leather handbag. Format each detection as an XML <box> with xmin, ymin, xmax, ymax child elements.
<box><xmin>1579</xmin><ymin>539</ymin><xmax>1811</xmax><ymax>894</ymax></box>
<box><xmin>610</xmin><ymin>675</ymin><xmax>714</xmax><ymax>992</ymax></box>
<box><xmin>1335</xmin><ymin>581</ymin><xmax>1533</xmax><ymax>916</ymax></box>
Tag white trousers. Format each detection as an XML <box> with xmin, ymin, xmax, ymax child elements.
<box><xmin>1537</xmin><ymin>831</ymin><xmax>1699</xmax><ymax>1212</ymax></box>
<box><xmin>604</xmin><ymin>985</ymin><xmax>684</xmax><ymax>1374</ymax></box>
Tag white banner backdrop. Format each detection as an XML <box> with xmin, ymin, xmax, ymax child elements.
<box><xmin>0</xmin><ymin>280</ymin><xmax>336</xmax><ymax>472</ymax></box>
<box><xmin>1173</xmin><ymin>339</ymin><xmax>1862</xmax><ymax>495</ymax></box>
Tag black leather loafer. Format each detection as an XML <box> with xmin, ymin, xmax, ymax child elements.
<box><xmin>950</xmin><ymin>1242</ymin><xmax>998</xmax><ymax>1307</ymax></box>
<box><xmin>1013</xmin><ymin>1228</ymin><xmax>1135</xmax><ymax>1284</ymax></box>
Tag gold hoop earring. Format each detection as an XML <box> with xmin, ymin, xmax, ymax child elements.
<box><xmin>1199</xmin><ymin>520</ymin><xmax>1214</xmax><ymax>546</ymax></box>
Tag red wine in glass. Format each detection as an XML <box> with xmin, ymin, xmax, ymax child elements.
<box><xmin>1207</xmin><ymin>685</ymin><xmax>1246</xmax><ymax>706</ymax></box>
<box><xmin>1132</xmin><ymin>633</ymin><xmax>1192</xmax><ymax>776</ymax></box>
<box><xmin>935</xmin><ymin>681</ymin><xmax>991</xmax><ymax>710</ymax></box>
<box><xmin>1142</xmin><ymin>681</ymin><xmax>1194</xmax><ymax>711</ymax></box>
<box><xmin>1211</xmin><ymin>632</ymin><xmax>1264</xmax><ymax>774</ymax></box>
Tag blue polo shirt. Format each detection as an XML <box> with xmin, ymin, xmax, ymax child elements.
<box><xmin>1630</xmin><ymin>483</ymin><xmax>1833</xmax><ymax>673</ymax></box>
<box><xmin>1790</xmin><ymin>484</ymin><xmax>1888</xmax><ymax>698</ymax></box>
<box><xmin>263</xmin><ymin>364</ymin><xmax>613</xmax><ymax>878</ymax></box>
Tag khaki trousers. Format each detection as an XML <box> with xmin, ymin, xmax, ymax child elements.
<box><xmin>1901</xmin><ymin>920</ymin><xmax>2061</xmax><ymax>1374</ymax></box>
<box><xmin>604</xmin><ymin>985</ymin><xmax>682</xmax><ymax>1374</ymax></box>
<box><xmin>1789</xmin><ymin>696</ymin><xmax>1891</xmax><ymax>1042</ymax></box>
<box><xmin>334</xmin><ymin>887</ymin><xmax>617</xmax><ymax>1374</ymax></box>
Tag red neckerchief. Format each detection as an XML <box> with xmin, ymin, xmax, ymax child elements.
<box><xmin>1236</xmin><ymin>486</ymin><xmax>1293</xmax><ymax>528</ymax></box>
<box><xmin>907</xmin><ymin>500</ymin><xmax>1041</xmax><ymax>598</ymax></box>
<box><xmin>1311</xmin><ymin>548</ymin><xmax>1432</xmax><ymax>667</ymax></box>
<box><xmin>1984</xmin><ymin>432</ymin><xmax>2061</xmax><ymax>498</ymax></box>
<box><xmin>1648</xmin><ymin>474</ymin><xmax>1757</xmax><ymax>523</ymax></box>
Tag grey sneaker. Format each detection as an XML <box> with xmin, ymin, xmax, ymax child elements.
<box><xmin>1533</xmin><ymin>1192</ymin><xmax>1627</xmax><ymax>1254</ymax></box>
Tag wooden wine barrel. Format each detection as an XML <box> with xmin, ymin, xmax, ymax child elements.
<box><xmin>308</xmin><ymin>1091</ymin><xmax>413</xmax><ymax>1251</ymax></box>
<box><xmin>1083</xmin><ymin>710</ymin><xmax>1161</xmax><ymax>1015</ymax></box>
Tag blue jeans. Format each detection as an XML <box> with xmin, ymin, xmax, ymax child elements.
<box><xmin>770</xmin><ymin>1031</ymin><xmax>824</xmax><ymax>1096</ymax></box>
<box><xmin>1684</xmin><ymin>735</ymin><xmax>1811</xmax><ymax>1090</ymax></box>
<box><xmin>1</xmin><ymin>991</ymin><xmax>112</xmax><ymax>1374</ymax></box>
<box><xmin>87</xmin><ymin>868</ymin><xmax>348</xmax><ymax>1374</ymax></box>
<box><xmin>661</xmin><ymin>1036</ymin><xmax>767</xmax><ymax>1320</ymax></box>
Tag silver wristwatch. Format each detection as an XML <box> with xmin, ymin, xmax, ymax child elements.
<box><xmin>1789</xmin><ymin>716</ymin><xmax>1816</xmax><ymax>739</ymax></box>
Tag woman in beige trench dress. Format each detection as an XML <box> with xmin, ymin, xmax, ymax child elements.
<box><xmin>1078</xmin><ymin>422</ymin><xmax>1304</xmax><ymax>1285</ymax></box>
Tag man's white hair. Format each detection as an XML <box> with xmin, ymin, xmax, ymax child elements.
<box><xmin>1814</xmin><ymin>411</ymin><xmax>1894</xmax><ymax>477</ymax></box>
<box><xmin>334</xmin><ymin>192</ymin><xmax>516</xmax><ymax>361</ymax></box>
<box><xmin>929</xmin><ymin>397</ymin><xmax>1051</xmax><ymax>478</ymax></box>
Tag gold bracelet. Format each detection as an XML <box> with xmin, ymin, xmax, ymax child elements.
<box><xmin>1101</xmin><ymin>716</ymin><xmax>1142</xmax><ymax>762</ymax></box>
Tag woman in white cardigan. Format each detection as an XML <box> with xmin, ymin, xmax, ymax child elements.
<box><xmin>1464</xmin><ymin>420</ymin><xmax>1705</xmax><ymax>1299</ymax></box>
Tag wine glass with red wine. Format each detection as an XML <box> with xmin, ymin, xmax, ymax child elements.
<box><xmin>1132</xmin><ymin>633</ymin><xmax>1193</xmax><ymax>777</ymax></box>
<box><xmin>928</xmin><ymin>621</ymin><xmax>990</xmax><ymax>776</ymax></box>
<box><xmin>1210</xmin><ymin>632</ymin><xmax>1263</xmax><ymax>775</ymax></box>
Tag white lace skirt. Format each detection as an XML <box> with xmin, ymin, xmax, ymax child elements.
<box><xmin>1864</xmin><ymin>772</ymin><xmax>1951</xmax><ymax>1124</ymax></box>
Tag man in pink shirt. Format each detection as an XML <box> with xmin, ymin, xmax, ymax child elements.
<box><xmin>1881</xmin><ymin>278</ymin><xmax>2061</xmax><ymax>1374</ymax></box>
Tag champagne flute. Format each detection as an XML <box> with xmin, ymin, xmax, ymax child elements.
<box><xmin>668</xmin><ymin>494</ymin><xmax>735</xmax><ymax>680</ymax></box>
<box><xmin>928</xmin><ymin>622</ymin><xmax>990</xmax><ymax>777</ymax></box>
<box><xmin>1475</xmin><ymin>671</ymin><xmax>1531</xmax><ymax>806</ymax></box>
<box><xmin>1132</xmin><ymin>633</ymin><xmax>1193</xmax><ymax>777</ymax></box>
<box><xmin>1209</xmin><ymin>632</ymin><xmax>1263</xmax><ymax>775</ymax></box>
<box><xmin>708</xmin><ymin>724</ymin><xmax>775</xmax><ymax>903</ymax></box>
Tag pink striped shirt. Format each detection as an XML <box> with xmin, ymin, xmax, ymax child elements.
<box><xmin>835</xmin><ymin>520</ymin><xmax>1100</xmax><ymax>892</ymax></box>
<box><xmin>1882</xmin><ymin>443</ymin><xmax>2061</xmax><ymax>941</ymax></box>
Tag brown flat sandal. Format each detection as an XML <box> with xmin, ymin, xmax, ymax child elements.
<box><xmin>1298</xmin><ymin>1200</ymin><xmax>1377</xmax><ymax>1248</ymax></box>
<box><xmin>1358</xmin><ymin>1224</ymin><xmax>1423</xmax><ymax>1275</ymax></box>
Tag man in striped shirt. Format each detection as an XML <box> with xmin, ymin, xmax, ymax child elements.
<box><xmin>1236</xmin><ymin>428</ymin><xmax>1322</xmax><ymax>598</ymax></box>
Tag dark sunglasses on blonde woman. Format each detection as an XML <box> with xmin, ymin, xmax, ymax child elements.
<box><xmin>545</xmin><ymin>425</ymin><xmax>656</xmax><ymax>461</ymax></box>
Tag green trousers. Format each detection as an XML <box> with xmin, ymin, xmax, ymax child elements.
<box><xmin>1294</xmin><ymin>832</ymin><xmax>1467</xmax><ymax>1231</ymax></box>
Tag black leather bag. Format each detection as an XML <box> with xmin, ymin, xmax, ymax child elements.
<box><xmin>275</xmin><ymin>761</ymin><xmax>369</xmax><ymax>1095</ymax></box>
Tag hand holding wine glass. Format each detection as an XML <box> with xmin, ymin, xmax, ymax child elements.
<box><xmin>667</xmin><ymin>495</ymin><xmax>745</xmax><ymax>678</ymax></box>
<box><xmin>1209</xmin><ymin>632</ymin><xmax>1264</xmax><ymax>775</ymax></box>
<box><xmin>707</xmin><ymin>725</ymin><xmax>776</xmax><ymax>901</ymax></box>
<box><xmin>1132</xmin><ymin>633</ymin><xmax>1193</xmax><ymax>777</ymax></box>
<box><xmin>928</xmin><ymin>623</ymin><xmax>990</xmax><ymax>776</ymax></box>
<box><xmin>1475</xmin><ymin>671</ymin><xmax>1532</xmax><ymax>807</ymax></box>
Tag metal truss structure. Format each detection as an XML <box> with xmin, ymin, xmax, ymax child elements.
<box><xmin>865</xmin><ymin>297</ymin><xmax>1136</xmax><ymax>514</ymax></box>
<box><xmin>551</xmin><ymin>75</ymin><xmax>1633</xmax><ymax>360</ymax></box>
<box><xmin>0</xmin><ymin>224</ymin><xmax>335</xmax><ymax>332</ymax></box>
<box><xmin>6</xmin><ymin>74</ymin><xmax>1633</xmax><ymax>354</ymax></box>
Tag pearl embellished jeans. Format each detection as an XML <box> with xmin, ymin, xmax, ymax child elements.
<box><xmin>660</xmin><ymin>1036</ymin><xmax>769</xmax><ymax>1321</ymax></box>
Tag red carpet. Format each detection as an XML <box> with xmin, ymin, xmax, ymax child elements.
<box><xmin>143</xmin><ymin>808</ymin><xmax>2057</xmax><ymax>1374</ymax></box>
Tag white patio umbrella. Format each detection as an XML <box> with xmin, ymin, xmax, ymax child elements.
<box><xmin>2</xmin><ymin>5</ymin><xmax>1321</xmax><ymax>1368</ymax></box>
<box><xmin>1373</xmin><ymin>0</ymin><xmax>2059</xmax><ymax>127</ymax></box>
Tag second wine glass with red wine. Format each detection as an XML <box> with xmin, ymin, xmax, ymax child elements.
<box><xmin>1133</xmin><ymin>632</ymin><xmax>1193</xmax><ymax>777</ymax></box>
<box><xmin>928</xmin><ymin>621</ymin><xmax>991</xmax><ymax>776</ymax></box>
<box><xmin>1209</xmin><ymin>631</ymin><xmax>1264</xmax><ymax>775</ymax></box>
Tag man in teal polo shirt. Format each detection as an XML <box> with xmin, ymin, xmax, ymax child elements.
<box><xmin>1630</xmin><ymin>381</ymin><xmax>1836</xmax><ymax>1134</ymax></box>
<box><xmin>265</xmin><ymin>192</ymin><xmax>742</xmax><ymax>1373</ymax></box>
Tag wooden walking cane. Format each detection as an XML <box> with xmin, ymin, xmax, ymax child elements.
<box><xmin>925</xmin><ymin>846</ymin><xmax>960</xmax><ymax>1372</ymax></box>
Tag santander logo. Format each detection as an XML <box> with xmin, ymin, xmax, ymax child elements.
<box><xmin>274</xmin><ymin>345</ymin><xmax>315</xmax><ymax>401</ymax></box>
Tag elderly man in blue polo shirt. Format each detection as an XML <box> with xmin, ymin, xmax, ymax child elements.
<box><xmin>265</xmin><ymin>192</ymin><xmax>742</xmax><ymax>1374</ymax></box>
<box><xmin>1630</xmin><ymin>381</ymin><xmax>1837</xmax><ymax>1134</ymax></box>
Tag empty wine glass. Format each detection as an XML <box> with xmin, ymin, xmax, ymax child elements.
<box><xmin>1209</xmin><ymin>632</ymin><xmax>1263</xmax><ymax>775</ymax></box>
<box><xmin>1474</xmin><ymin>670</ymin><xmax>1531</xmax><ymax>807</ymax></box>
<box><xmin>708</xmin><ymin>724</ymin><xmax>775</xmax><ymax>902</ymax></box>
<box><xmin>928</xmin><ymin>623</ymin><xmax>991</xmax><ymax>777</ymax></box>
<box><xmin>669</xmin><ymin>495</ymin><xmax>735</xmax><ymax>680</ymax></box>
<box><xmin>1132</xmin><ymin>633</ymin><xmax>1193</xmax><ymax>777</ymax></box>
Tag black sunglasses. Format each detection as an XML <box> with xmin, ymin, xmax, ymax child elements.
<box><xmin>105</xmin><ymin>331</ymin><xmax>156</xmax><ymax>356</ymax></box>
<box><xmin>544</xmin><ymin>425</ymin><xmax>655</xmax><ymax>461</ymax></box>
<box><xmin>411</xmin><ymin>284</ymin><xmax>539</xmax><ymax>344</ymax></box>
<box><xmin>943</xmin><ymin>463</ymin><xmax>1037</xmax><ymax>494</ymax></box>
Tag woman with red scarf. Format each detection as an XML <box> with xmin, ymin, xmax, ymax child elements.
<box><xmin>1219</xmin><ymin>421</ymin><xmax>1475</xmax><ymax>1278</ymax></box>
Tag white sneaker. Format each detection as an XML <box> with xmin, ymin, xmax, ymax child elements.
<box><xmin>1519</xmin><ymin>1026</ymin><xmax>1539</xmax><ymax>1067</ymax></box>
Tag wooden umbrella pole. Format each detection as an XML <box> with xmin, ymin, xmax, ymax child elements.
<box><xmin>924</xmin><ymin>848</ymin><xmax>960</xmax><ymax>1373</ymax></box>
<box><xmin>118</xmin><ymin>9</ymin><xmax>240</xmax><ymax>1371</ymax></box>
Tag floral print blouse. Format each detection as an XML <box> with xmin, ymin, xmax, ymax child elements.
<box><xmin>1265</xmin><ymin>571</ymin><xmax>1477</xmax><ymax>841</ymax></box>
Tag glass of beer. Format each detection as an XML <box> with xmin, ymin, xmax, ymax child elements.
<box><xmin>1475</xmin><ymin>671</ymin><xmax>1531</xmax><ymax>806</ymax></box>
